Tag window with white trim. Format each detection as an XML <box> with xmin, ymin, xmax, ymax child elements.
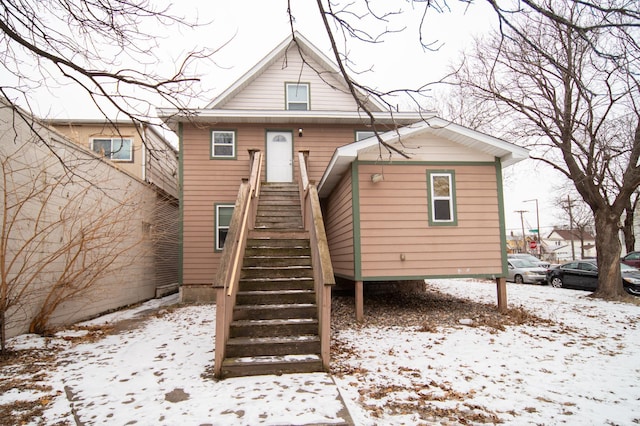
<box><xmin>356</xmin><ymin>131</ymin><xmax>376</xmax><ymax>141</ymax></box>
<box><xmin>286</xmin><ymin>83</ymin><xmax>310</xmax><ymax>110</ymax></box>
<box><xmin>91</xmin><ymin>138</ymin><xmax>133</xmax><ymax>161</ymax></box>
<box><xmin>211</xmin><ymin>130</ymin><xmax>236</xmax><ymax>159</ymax></box>
<box><xmin>215</xmin><ymin>204</ymin><xmax>234</xmax><ymax>251</ymax></box>
<box><xmin>427</xmin><ymin>171</ymin><xmax>457</xmax><ymax>225</ymax></box>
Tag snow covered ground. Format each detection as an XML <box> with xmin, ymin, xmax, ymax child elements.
<box><xmin>2</xmin><ymin>278</ymin><xmax>639</xmax><ymax>425</ymax></box>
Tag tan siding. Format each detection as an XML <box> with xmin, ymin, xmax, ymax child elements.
<box><xmin>324</xmin><ymin>171</ymin><xmax>355</xmax><ymax>278</ymax></box>
<box><xmin>357</xmin><ymin>163</ymin><xmax>503</xmax><ymax>278</ymax></box>
<box><xmin>51</xmin><ymin>123</ymin><xmax>144</xmax><ymax>179</ymax></box>
<box><xmin>224</xmin><ymin>46</ymin><xmax>360</xmax><ymax>111</ymax></box>
<box><xmin>180</xmin><ymin>123</ymin><xmax>381</xmax><ymax>284</ymax></box>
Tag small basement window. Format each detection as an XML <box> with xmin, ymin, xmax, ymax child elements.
<box><xmin>427</xmin><ymin>170</ymin><xmax>457</xmax><ymax>226</ymax></box>
<box><xmin>285</xmin><ymin>83</ymin><xmax>310</xmax><ymax>111</ymax></box>
<box><xmin>215</xmin><ymin>204</ymin><xmax>234</xmax><ymax>251</ymax></box>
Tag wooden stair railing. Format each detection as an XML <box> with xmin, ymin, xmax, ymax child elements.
<box><xmin>298</xmin><ymin>152</ymin><xmax>335</xmax><ymax>370</ymax></box>
<box><xmin>213</xmin><ymin>150</ymin><xmax>262</xmax><ymax>378</ymax></box>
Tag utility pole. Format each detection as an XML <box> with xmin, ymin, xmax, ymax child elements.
<box><xmin>567</xmin><ymin>196</ymin><xmax>576</xmax><ymax>260</ymax></box>
<box><xmin>524</xmin><ymin>199</ymin><xmax>541</xmax><ymax>258</ymax></box>
<box><xmin>515</xmin><ymin>210</ymin><xmax>528</xmax><ymax>253</ymax></box>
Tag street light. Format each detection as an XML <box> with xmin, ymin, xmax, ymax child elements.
<box><xmin>524</xmin><ymin>199</ymin><xmax>541</xmax><ymax>258</ymax></box>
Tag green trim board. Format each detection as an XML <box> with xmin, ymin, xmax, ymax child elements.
<box><xmin>334</xmin><ymin>272</ymin><xmax>505</xmax><ymax>282</ymax></box>
<box><xmin>210</xmin><ymin>129</ymin><xmax>237</xmax><ymax>160</ymax></box>
<box><xmin>178</xmin><ymin>122</ymin><xmax>184</xmax><ymax>286</ymax></box>
<box><xmin>495</xmin><ymin>158</ymin><xmax>509</xmax><ymax>277</ymax></box>
<box><xmin>351</xmin><ymin>162</ymin><xmax>363</xmax><ymax>281</ymax></box>
<box><xmin>357</xmin><ymin>160</ymin><xmax>498</xmax><ymax>167</ymax></box>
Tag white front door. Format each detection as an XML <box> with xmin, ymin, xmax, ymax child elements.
<box><xmin>266</xmin><ymin>131</ymin><xmax>293</xmax><ymax>182</ymax></box>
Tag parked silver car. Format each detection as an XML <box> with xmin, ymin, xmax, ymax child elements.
<box><xmin>507</xmin><ymin>259</ymin><xmax>548</xmax><ymax>284</ymax></box>
<box><xmin>508</xmin><ymin>253</ymin><xmax>551</xmax><ymax>269</ymax></box>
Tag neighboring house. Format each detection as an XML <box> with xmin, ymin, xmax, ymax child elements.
<box><xmin>545</xmin><ymin>228</ymin><xmax>596</xmax><ymax>261</ymax></box>
<box><xmin>158</xmin><ymin>32</ymin><xmax>529</xmax><ymax>307</ymax></box>
<box><xmin>0</xmin><ymin>99</ymin><xmax>179</xmax><ymax>338</ymax></box>
<box><xmin>48</xmin><ymin>119</ymin><xmax>179</xmax><ymax>199</ymax></box>
<box><xmin>49</xmin><ymin>119</ymin><xmax>180</xmax><ymax>292</ymax></box>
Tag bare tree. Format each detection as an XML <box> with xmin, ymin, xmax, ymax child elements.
<box><xmin>0</xmin><ymin>102</ymin><xmax>158</xmax><ymax>353</ymax></box>
<box><xmin>451</xmin><ymin>0</ymin><xmax>640</xmax><ymax>298</ymax></box>
<box><xmin>0</xmin><ymin>0</ymin><xmax>214</xmax><ymax>150</ymax></box>
<box><xmin>553</xmin><ymin>192</ymin><xmax>596</xmax><ymax>260</ymax></box>
<box><xmin>288</xmin><ymin>1</ymin><xmax>640</xmax><ymax>299</ymax></box>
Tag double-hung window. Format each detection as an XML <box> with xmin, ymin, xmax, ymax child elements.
<box><xmin>427</xmin><ymin>170</ymin><xmax>457</xmax><ymax>226</ymax></box>
<box><xmin>211</xmin><ymin>130</ymin><xmax>236</xmax><ymax>159</ymax></box>
<box><xmin>285</xmin><ymin>83</ymin><xmax>310</xmax><ymax>110</ymax></box>
<box><xmin>91</xmin><ymin>138</ymin><xmax>133</xmax><ymax>161</ymax></box>
<box><xmin>215</xmin><ymin>204</ymin><xmax>234</xmax><ymax>251</ymax></box>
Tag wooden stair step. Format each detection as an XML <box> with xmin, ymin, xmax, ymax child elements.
<box><xmin>232</xmin><ymin>303</ymin><xmax>317</xmax><ymax>320</ymax></box>
<box><xmin>225</xmin><ymin>335</ymin><xmax>321</xmax><ymax>357</ymax></box>
<box><xmin>236</xmin><ymin>289</ymin><xmax>316</xmax><ymax>305</ymax></box>
<box><xmin>221</xmin><ymin>354</ymin><xmax>323</xmax><ymax>378</ymax></box>
<box><xmin>230</xmin><ymin>318</ymin><xmax>319</xmax><ymax>338</ymax></box>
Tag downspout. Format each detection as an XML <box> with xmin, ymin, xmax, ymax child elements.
<box><xmin>140</xmin><ymin>123</ymin><xmax>147</xmax><ymax>182</ymax></box>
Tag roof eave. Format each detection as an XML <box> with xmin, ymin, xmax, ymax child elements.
<box><xmin>157</xmin><ymin>108</ymin><xmax>430</xmax><ymax>128</ymax></box>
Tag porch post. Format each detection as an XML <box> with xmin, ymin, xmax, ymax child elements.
<box><xmin>355</xmin><ymin>280</ymin><xmax>364</xmax><ymax>322</ymax></box>
<box><xmin>496</xmin><ymin>277</ymin><xmax>507</xmax><ymax>313</ymax></box>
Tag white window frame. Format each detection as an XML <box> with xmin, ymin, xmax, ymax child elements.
<box><xmin>91</xmin><ymin>137</ymin><xmax>133</xmax><ymax>162</ymax></box>
<box><xmin>285</xmin><ymin>83</ymin><xmax>310</xmax><ymax>111</ymax></box>
<box><xmin>427</xmin><ymin>171</ymin><xmax>457</xmax><ymax>226</ymax></box>
<box><xmin>211</xmin><ymin>130</ymin><xmax>236</xmax><ymax>159</ymax></box>
<box><xmin>215</xmin><ymin>204</ymin><xmax>234</xmax><ymax>251</ymax></box>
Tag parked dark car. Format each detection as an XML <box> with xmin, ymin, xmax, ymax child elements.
<box><xmin>621</xmin><ymin>251</ymin><xmax>640</xmax><ymax>268</ymax></box>
<box><xmin>546</xmin><ymin>260</ymin><xmax>640</xmax><ymax>295</ymax></box>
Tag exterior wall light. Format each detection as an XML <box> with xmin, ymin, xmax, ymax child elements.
<box><xmin>371</xmin><ymin>173</ymin><xmax>384</xmax><ymax>183</ymax></box>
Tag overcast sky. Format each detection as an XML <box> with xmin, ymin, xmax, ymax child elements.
<box><xmin>9</xmin><ymin>0</ymin><xmax>564</xmax><ymax>237</ymax></box>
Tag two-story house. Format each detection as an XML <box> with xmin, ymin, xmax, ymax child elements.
<box><xmin>158</xmin><ymin>32</ymin><xmax>528</xmax><ymax>377</ymax></box>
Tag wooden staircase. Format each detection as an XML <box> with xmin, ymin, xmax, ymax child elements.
<box><xmin>221</xmin><ymin>182</ymin><xmax>323</xmax><ymax>378</ymax></box>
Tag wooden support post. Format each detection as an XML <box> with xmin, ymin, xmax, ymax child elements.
<box><xmin>496</xmin><ymin>277</ymin><xmax>507</xmax><ymax>313</ymax></box>
<box><xmin>355</xmin><ymin>280</ymin><xmax>364</xmax><ymax>322</ymax></box>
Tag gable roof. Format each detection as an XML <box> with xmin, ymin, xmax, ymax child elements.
<box><xmin>548</xmin><ymin>228</ymin><xmax>596</xmax><ymax>241</ymax></box>
<box><xmin>318</xmin><ymin>117</ymin><xmax>529</xmax><ymax>197</ymax></box>
<box><xmin>205</xmin><ymin>31</ymin><xmax>386</xmax><ymax>111</ymax></box>
<box><xmin>157</xmin><ymin>31</ymin><xmax>433</xmax><ymax>128</ymax></box>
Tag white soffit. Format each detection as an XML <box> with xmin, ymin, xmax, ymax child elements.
<box><xmin>318</xmin><ymin>117</ymin><xmax>529</xmax><ymax>198</ymax></box>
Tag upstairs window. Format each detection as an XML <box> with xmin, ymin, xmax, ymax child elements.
<box><xmin>356</xmin><ymin>131</ymin><xmax>376</xmax><ymax>141</ymax></box>
<box><xmin>286</xmin><ymin>83</ymin><xmax>310</xmax><ymax>110</ymax></box>
<box><xmin>211</xmin><ymin>130</ymin><xmax>236</xmax><ymax>159</ymax></box>
<box><xmin>215</xmin><ymin>204</ymin><xmax>234</xmax><ymax>251</ymax></box>
<box><xmin>427</xmin><ymin>170</ymin><xmax>457</xmax><ymax>226</ymax></box>
<box><xmin>91</xmin><ymin>138</ymin><xmax>133</xmax><ymax>162</ymax></box>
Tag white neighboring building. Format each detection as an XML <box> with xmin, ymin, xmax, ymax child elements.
<box><xmin>544</xmin><ymin>228</ymin><xmax>596</xmax><ymax>262</ymax></box>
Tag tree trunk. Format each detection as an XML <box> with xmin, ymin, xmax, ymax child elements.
<box><xmin>0</xmin><ymin>310</ymin><xmax>5</xmax><ymax>355</ymax></box>
<box><xmin>592</xmin><ymin>212</ymin><xmax>626</xmax><ymax>299</ymax></box>
<box><xmin>623</xmin><ymin>205</ymin><xmax>636</xmax><ymax>253</ymax></box>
